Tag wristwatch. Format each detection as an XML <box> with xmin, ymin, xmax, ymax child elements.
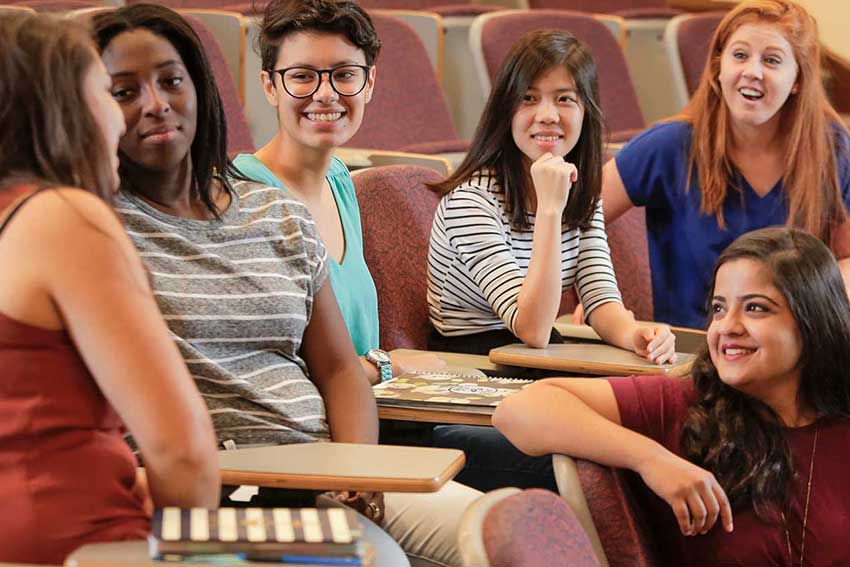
<box><xmin>366</xmin><ymin>348</ymin><xmax>393</xmax><ymax>383</ymax></box>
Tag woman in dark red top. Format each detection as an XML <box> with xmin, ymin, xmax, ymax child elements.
<box><xmin>0</xmin><ymin>14</ymin><xmax>220</xmax><ymax>563</ymax></box>
<box><xmin>495</xmin><ymin>227</ymin><xmax>850</xmax><ymax>566</ymax></box>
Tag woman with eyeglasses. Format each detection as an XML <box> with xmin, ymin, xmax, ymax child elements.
<box><xmin>233</xmin><ymin>0</ymin><xmax>444</xmax><ymax>386</ymax></box>
<box><xmin>94</xmin><ymin>4</ymin><xmax>478</xmax><ymax>567</ymax></box>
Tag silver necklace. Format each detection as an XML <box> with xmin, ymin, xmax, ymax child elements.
<box><xmin>782</xmin><ymin>422</ymin><xmax>818</xmax><ymax>567</ymax></box>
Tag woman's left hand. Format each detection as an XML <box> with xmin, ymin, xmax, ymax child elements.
<box><xmin>633</xmin><ymin>324</ymin><xmax>676</xmax><ymax>364</ymax></box>
<box><xmin>329</xmin><ymin>491</ymin><xmax>385</xmax><ymax>526</ymax></box>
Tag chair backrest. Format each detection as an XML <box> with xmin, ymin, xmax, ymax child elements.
<box><xmin>371</xmin><ymin>9</ymin><xmax>443</xmax><ymax>77</ymax></box>
<box><xmin>344</xmin><ymin>12</ymin><xmax>461</xmax><ymax>152</ymax></box>
<box><xmin>664</xmin><ymin>12</ymin><xmax>723</xmax><ymax>109</ymax></box>
<box><xmin>9</xmin><ymin>0</ymin><xmax>100</xmax><ymax>11</ymax></box>
<box><xmin>358</xmin><ymin>0</ymin><xmax>500</xmax><ymax>17</ymax></box>
<box><xmin>470</xmin><ymin>10</ymin><xmax>644</xmax><ymax>141</ymax></box>
<box><xmin>181</xmin><ymin>9</ymin><xmax>246</xmax><ymax>103</ymax></box>
<box><xmin>184</xmin><ymin>14</ymin><xmax>255</xmax><ymax>155</ymax></box>
<box><xmin>559</xmin><ymin>205</ymin><xmax>654</xmax><ymax>322</ymax></box>
<box><xmin>527</xmin><ymin>0</ymin><xmax>666</xmax><ymax>12</ymax></box>
<box><xmin>575</xmin><ymin>459</ymin><xmax>661</xmax><ymax>567</ymax></box>
<box><xmin>354</xmin><ymin>165</ymin><xmax>444</xmax><ymax>351</ymax></box>
<box><xmin>459</xmin><ymin>487</ymin><xmax>601</xmax><ymax>567</ymax></box>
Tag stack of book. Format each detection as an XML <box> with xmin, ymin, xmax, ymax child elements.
<box><xmin>149</xmin><ymin>507</ymin><xmax>371</xmax><ymax>565</ymax></box>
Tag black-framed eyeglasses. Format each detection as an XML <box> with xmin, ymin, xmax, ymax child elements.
<box><xmin>271</xmin><ymin>64</ymin><xmax>372</xmax><ymax>99</ymax></box>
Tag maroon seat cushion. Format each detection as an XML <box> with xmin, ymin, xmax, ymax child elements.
<box><xmin>355</xmin><ymin>165</ymin><xmax>444</xmax><ymax>350</ymax></box>
<box><xmin>482</xmin><ymin>489</ymin><xmax>600</xmax><ymax>567</ymax></box>
<box><xmin>344</xmin><ymin>12</ymin><xmax>461</xmax><ymax>151</ymax></box>
<box><xmin>528</xmin><ymin>0</ymin><xmax>667</xmax><ymax>13</ymax></box>
<box><xmin>676</xmin><ymin>13</ymin><xmax>725</xmax><ymax>96</ymax></box>
<box><xmin>577</xmin><ymin>460</ymin><xmax>661</xmax><ymax>567</ymax></box>
<box><xmin>184</xmin><ymin>15</ymin><xmax>255</xmax><ymax>155</ymax></box>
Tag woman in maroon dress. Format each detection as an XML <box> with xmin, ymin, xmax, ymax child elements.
<box><xmin>0</xmin><ymin>13</ymin><xmax>219</xmax><ymax>563</ymax></box>
<box><xmin>495</xmin><ymin>226</ymin><xmax>850</xmax><ymax>566</ymax></box>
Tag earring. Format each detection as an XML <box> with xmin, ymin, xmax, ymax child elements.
<box><xmin>791</xmin><ymin>85</ymin><xmax>799</xmax><ymax>94</ymax></box>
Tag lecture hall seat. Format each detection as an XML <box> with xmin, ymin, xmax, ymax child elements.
<box><xmin>353</xmin><ymin>165</ymin><xmax>444</xmax><ymax>351</ymax></box>
<box><xmin>526</xmin><ymin>0</ymin><xmax>680</xmax><ymax>19</ymax></box>
<box><xmin>345</xmin><ymin>12</ymin><xmax>469</xmax><ymax>156</ymax></box>
<box><xmin>458</xmin><ymin>487</ymin><xmax>602</xmax><ymax>567</ymax></box>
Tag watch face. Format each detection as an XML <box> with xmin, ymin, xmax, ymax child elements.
<box><xmin>369</xmin><ymin>349</ymin><xmax>390</xmax><ymax>364</ymax></box>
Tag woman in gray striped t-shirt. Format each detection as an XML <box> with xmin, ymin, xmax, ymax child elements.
<box><xmin>93</xmin><ymin>5</ymin><xmax>480</xmax><ymax>567</ymax></box>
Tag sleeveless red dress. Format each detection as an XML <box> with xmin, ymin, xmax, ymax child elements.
<box><xmin>0</xmin><ymin>188</ymin><xmax>149</xmax><ymax>563</ymax></box>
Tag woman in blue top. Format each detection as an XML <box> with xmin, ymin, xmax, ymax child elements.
<box><xmin>601</xmin><ymin>0</ymin><xmax>850</xmax><ymax>329</ymax></box>
<box><xmin>234</xmin><ymin>0</ymin><xmax>442</xmax><ymax>384</ymax></box>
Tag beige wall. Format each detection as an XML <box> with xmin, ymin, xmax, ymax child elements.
<box><xmin>797</xmin><ymin>0</ymin><xmax>850</xmax><ymax>62</ymax></box>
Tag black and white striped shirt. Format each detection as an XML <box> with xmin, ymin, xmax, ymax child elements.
<box><xmin>117</xmin><ymin>180</ymin><xmax>330</xmax><ymax>447</ymax></box>
<box><xmin>427</xmin><ymin>170</ymin><xmax>622</xmax><ymax>337</ymax></box>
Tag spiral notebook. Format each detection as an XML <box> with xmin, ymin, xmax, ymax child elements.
<box><xmin>149</xmin><ymin>507</ymin><xmax>370</xmax><ymax>564</ymax></box>
<box><xmin>372</xmin><ymin>371</ymin><xmax>531</xmax><ymax>410</ymax></box>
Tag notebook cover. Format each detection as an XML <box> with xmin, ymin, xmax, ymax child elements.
<box><xmin>149</xmin><ymin>507</ymin><xmax>365</xmax><ymax>559</ymax></box>
<box><xmin>372</xmin><ymin>371</ymin><xmax>531</xmax><ymax>410</ymax></box>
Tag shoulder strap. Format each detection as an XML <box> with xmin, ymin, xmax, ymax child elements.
<box><xmin>0</xmin><ymin>189</ymin><xmax>44</xmax><ymax>238</ymax></box>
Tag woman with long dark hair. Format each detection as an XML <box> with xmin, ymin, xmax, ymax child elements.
<box><xmin>0</xmin><ymin>12</ymin><xmax>219</xmax><ymax>563</ymax></box>
<box><xmin>427</xmin><ymin>30</ymin><xmax>676</xmax><ymax>362</ymax></box>
<box><xmin>93</xmin><ymin>5</ymin><xmax>479</xmax><ymax>566</ymax></box>
<box><xmin>495</xmin><ymin>226</ymin><xmax>850</xmax><ymax>565</ymax></box>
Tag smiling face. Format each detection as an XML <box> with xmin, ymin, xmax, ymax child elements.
<box><xmin>262</xmin><ymin>31</ymin><xmax>375</xmax><ymax>151</ymax></box>
<box><xmin>101</xmin><ymin>28</ymin><xmax>197</xmax><ymax>173</ymax></box>
<box><xmin>718</xmin><ymin>22</ymin><xmax>799</xmax><ymax>133</ymax></box>
<box><xmin>511</xmin><ymin>65</ymin><xmax>584</xmax><ymax>164</ymax></box>
<box><xmin>81</xmin><ymin>56</ymin><xmax>126</xmax><ymax>191</ymax></box>
<box><xmin>708</xmin><ymin>258</ymin><xmax>803</xmax><ymax>402</ymax></box>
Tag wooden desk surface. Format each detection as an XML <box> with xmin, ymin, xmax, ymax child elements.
<box><xmin>554</xmin><ymin>318</ymin><xmax>707</xmax><ymax>355</ymax></box>
<box><xmin>219</xmin><ymin>443</ymin><xmax>465</xmax><ymax>493</ymax></box>
<box><xmin>490</xmin><ymin>343</ymin><xmax>695</xmax><ymax>377</ymax></box>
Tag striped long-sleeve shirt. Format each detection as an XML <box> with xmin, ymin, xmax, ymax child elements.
<box><xmin>427</xmin><ymin>170</ymin><xmax>622</xmax><ymax>337</ymax></box>
<box><xmin>116</xmin><ymin>180</ymin><xmax>330</xmax><ymax>447</ymax></box>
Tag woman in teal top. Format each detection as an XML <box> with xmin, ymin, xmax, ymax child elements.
<box><xmin>234</xmin><ymin>0</ymin><xmax>442</xmax><ymax>383</ymax></box>
<box><xmin>234</xmin><ymin>153</ymin><xmax>379</xmax><ymax>356</ymax></box>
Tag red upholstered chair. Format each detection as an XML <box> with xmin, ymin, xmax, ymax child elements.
<box><xmin>527</xmin><ymin>0</ymin><xmax>679</xmax><ymax>19</ymax></box>
<box><xmin>458</xmin><ymin>487</ymin><xmax>602</xmax><ymax>567</ymax></box>
<box><xmin>471</xmin><ymin>10</ymin><xmax>645</xmax><ymax>143</ymax></box>
<box><xmin>356</xmin><ymin>0</ymin><xmax>500</xmax><ymax>17</ymax></box>
<box><xmin>353</xmin><ymin>165</ymin><xmax>444</xmax><ymax>351</ymax></box>
<box><xmin>552</xmin><ymin>453</ymin><xmax>662</xmax><ymax>567</ymax></box>
<box><xmin>9</xmin><ymin>0</ymin><xmax>100</xmax><ymax>10</ymax></box>
<box><xmin>665</xmin><ymin>12</ymin><xmax>724</xmax><ymax>101</ymax></box>
<box><xmin>183</xmin><ymin>14</ymin><xmax>255</xmax><ymax>155</ymax></box>
<box><xmin>558</xmin><ymin>205</ymin><xmax>654</xmax><ymax>322</ymax></box>
<box><xmin>344</xmin><ymin>12</ymin><xmax>468</xmax><ymax>154</ymax></box>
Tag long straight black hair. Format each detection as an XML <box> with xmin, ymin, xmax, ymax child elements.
<box><xmin>92</xmin><ymin>4</ymin><xmax>246</xmax><ymax>217</ymax></box>
<box><xmin>429</xmin><ymin>30</ymin><xmax>605</xmax><ymax>230</ymax></box>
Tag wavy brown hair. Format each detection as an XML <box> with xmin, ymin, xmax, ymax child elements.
<box><xmin>678</xmin><ymin>0</ymin><xmax>848</xmax><ymax>240</ymax></box>
<box><xmin>428</xmin><ymin>30</ymin><xmax>604</xmax><ymax>231</ymax></box>
<box><xmin>0</xmin><ymin>13</ymin><xmax>116</xmax><ymax>200</ymax></box>
<box><xmin>680</xmin><ymin>227</ymin><xmax>850</xmax><ymax>521</ymax></box>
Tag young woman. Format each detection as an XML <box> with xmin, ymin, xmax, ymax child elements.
<box><xmin>602</xmin><ymin>0</ymin><xmax>850</xmax><ymax>329</ymax></box>
<box><xmin>495</xmin><ymin>226</ymin><xmax>850</xmax><ymax>565</ymax></box>
<box><xmin>0</xmin><ymin>12</ymin><xmax>219</xmax><ymax>564</ymax></box>
<box><xmin>92</xmin><ymin>5</ymin><xmax>479</xmax><ymax>567</ymax></box>
<box><xmin>233</xmin><ymin>0</ymin><xmax>442</xmax><ymax>385</ymax></box>
<box><xmin>427</xmin><ymin>30</ymin><xmax>676</xmax><ymax>363</ymax></box>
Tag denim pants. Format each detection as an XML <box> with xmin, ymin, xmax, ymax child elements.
<box><xmin>432</xmin><ymin>424</ymin><xmax>558</xmax><ymax>493</ymax></box>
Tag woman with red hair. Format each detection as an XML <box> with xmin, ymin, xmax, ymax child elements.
<box><xmin>602</xmin><ymin>0</ymin><xmax>850</xmax><ymax>329</ymax></box>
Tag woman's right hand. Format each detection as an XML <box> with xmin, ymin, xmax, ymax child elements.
<box><xmin>529</xmin><ymin>153</ymin><xmax>578</xmax><ymax>215</ymax></box>
<box><xmin>636</xmin><ymin>451</ymin><xmax>734</xmax><ymax>536</ymax></box>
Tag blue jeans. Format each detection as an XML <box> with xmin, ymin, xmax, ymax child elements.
<box><xmin>432</xmin><ymin>424</ymin><xmax>557</xmax><ymax>493</ymax></box>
